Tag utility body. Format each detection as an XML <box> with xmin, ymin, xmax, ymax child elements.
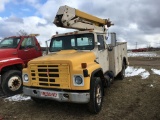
<box><xmin>0</xmin><ymin>34</ymin><xmax>42</xmax><ymax>96</ymax></box>
<box><xmin>23</xmin><ymin>5</ymin><xmax>128</xmax><ymax>113</ymax></box>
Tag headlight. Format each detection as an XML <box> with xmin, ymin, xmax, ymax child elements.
<box><xmin>73</xmin><ymin>75</ymin><xmax>84</xmax><ymax>86</ymax></box>
<box><xmin>75</xmin><ymin>76</ymin><xmax>83</xmax><ymax>84</ymax></box>
<box><xmin>23</xmin><ymin>74</ymin><xmax>29</xmax><ymax>82</ymax></box>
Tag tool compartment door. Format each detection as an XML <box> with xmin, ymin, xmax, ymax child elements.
<box><xmin>108</xmin><ymin>43</ymin><xmax>127</xmax><ymax>76</ymax></box>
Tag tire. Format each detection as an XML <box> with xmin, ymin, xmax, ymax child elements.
<box><xmin>104</xmin><ymin>71</ymin><xmax>114</xmax><ymax>88</ymax></box>
<box><xmin>108</xmin><ymin>71</ymin><xmax>114</xmax><ymax>84</ymax></box>
<box><xmin>88</xmin><ymin>77</ymin><xmax>103</xmax><ymax>114</ymax></box>
<box><xmin>118</xmin><ymin>63</ymin><xmax>125</xmax><ymax>80</ymax></box>
<box><xmin>104</xmin><ymin>75</ymin><xmax>110</xmax><ymax>88</ymax></box>
<box><xmin>1</xmin><ymin>70</ymin><xmax>22</xmax><ymax>96</ymax></box>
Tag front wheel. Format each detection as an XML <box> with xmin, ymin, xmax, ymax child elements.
<box><xmin>88</xmin><ymin>77</ymin><xmax>103</xmax><ymax>114</ymax></box>
<box><xmin>1</xmin><ymin>70</ymin><xmax>22</xmax><ymax>96</ymax></box>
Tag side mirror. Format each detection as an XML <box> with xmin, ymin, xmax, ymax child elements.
<box><xmin>19</xmin><ymin>45</ymin><xmax>25</xmax><ymax>49</ymax></box>
<box><xmin>96</xmin><ymin>42</ymin><xmax>101</xmax><ymax>46</ymax></box>
<box><xmin>108</xmin><ymin>46</ymin><xmax>113</xmax><ymax>51</ymax></box>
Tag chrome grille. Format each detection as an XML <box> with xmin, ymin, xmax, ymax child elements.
<box><xmin>29</xmin><ymin>64</ymin><xmax>70</xmax><ymax>89</ymax></box>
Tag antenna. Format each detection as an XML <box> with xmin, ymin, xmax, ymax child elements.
<box><xmin>136</xmin><ymin>42</ymin><xmax>137</xmax><ymax>49</ymax></box>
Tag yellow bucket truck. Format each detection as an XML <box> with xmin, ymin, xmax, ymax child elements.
<box><xmin>22</xmin><ymin>5</ymin><xmax>128</xmax><ymax>114</ymax></box>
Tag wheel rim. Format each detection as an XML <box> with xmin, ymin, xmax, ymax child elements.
<box><xmin>96</xmin><ymin>84</ymin><xmax>102</xmax><ymax>106</ymax></box>
<box><xmin>8</xmin><ymin>76</ymin><xmax>22</xmax><ymax>91</ymax></box>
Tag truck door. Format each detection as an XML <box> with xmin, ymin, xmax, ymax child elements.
<box><xmin>97</xmin><ymin>35</ymin><xmax>109</xmax><ymax>73</ymax></box>
<box><xmin>18</xmin><ymin>37</ymin><xmax>42</xmax><ymax>65</ymax></box>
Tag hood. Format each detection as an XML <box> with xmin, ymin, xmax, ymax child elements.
<box><xmin>0</xmin><ymin>49</ymin><xmax>17</xmax><ymax>59</ymax></box>
<box><xmin>29</xmin><ymin>50</ymin><xmax>96</xmax><ymax>67</ymax></box>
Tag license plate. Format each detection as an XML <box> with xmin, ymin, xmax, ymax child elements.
<box><xmin>40</xmin><ymin>90</ymin><xmax>59</xmax><ymax>98</ymax></box>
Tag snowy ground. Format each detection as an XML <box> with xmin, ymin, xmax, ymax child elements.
<box><xmin>128</xmin><ymin>51</ymin><xmax>160</xmax><ymax>57</ymax></box>
<box><xmin>151</xmin><ymin>68</ymin><xmax>160</xmax><ymax>75</ymax></box>
<box><xmin>125</xmin><ymin>66</ymin><xmax>160</xmax><ymax>79</ymax></box>
<box><xmin>4</xmin><ymin>94</ymin><xmax>31</xmax><ymax>102</ymax></box>
<box><xmin>125</xmin><ymin>66</ymin><xmax>150</xmax><ymax>79</ymax></box>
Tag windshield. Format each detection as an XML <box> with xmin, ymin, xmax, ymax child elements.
<box><xmin>0</xmin><ymin>37</ymin><xmax>20</xmax><ymax>49</ymax></box>
<box><xmin>49</xmin><ymin>33</ymin><xmax>94</xmax><ymax>52</ymax></box>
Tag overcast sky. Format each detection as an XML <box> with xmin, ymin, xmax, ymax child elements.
<box><xmin>0</xmin><ymin>0</ymin><xmax>160</xmax><ymax>49</ymax></box>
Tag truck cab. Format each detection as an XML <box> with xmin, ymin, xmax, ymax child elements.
<box><xmin>50</xmin><ymin>30</ymin><xmax>110</xmax><ymax>71</ymax></box>
<box><xmin>0</xmin><ymin>35</ymin><xmax>42</xmax><ymax>96</ymax></box>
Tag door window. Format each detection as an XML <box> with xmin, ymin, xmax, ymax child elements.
<box><xmin>0</xmin><ymin>38</ymin><xmax>20</xmax><ymax>48</ymax></box>
<box><xmin>51</xmin><ymin>39</ymin><xmax>62</xmax><ymax>51</ymax></box>
<box><xmin>97</xmin><ymin>35</ymin><xmax>105</xmax><ymax>50</ymax></box>
<box><xmin>21</xmin><ymin>37</ymin><xmax>35</xmax><ymax>49</ymax></box>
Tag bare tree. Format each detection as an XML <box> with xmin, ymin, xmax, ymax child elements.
<box><xmin>17</xmin><ymin>30</ymin><xmax>28</xmax><ymax>36</ymax></box>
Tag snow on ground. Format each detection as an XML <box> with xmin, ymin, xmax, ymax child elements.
<box><xmin>128</xmin><ymin>52</ymin><xmax>160</xmax><ymax>57</ymax></box>
<box><xmin>151</xmin><ymin>68</ymin><xmax>160</xmax><ymax>75</ymax></box>
<box><xmin>5</xmin><ymin>94</ymin><xmax>31</xmax><ymax>102</ymax></box>
<box><xmin>125</xmin><ymin>66</ymin><xmax>150</xmax><ymax>79</ymax></box>
<box><xmin>149</xmin><ymin>84</ymin><xmax>154</xmax><ymax>88</ymax></box>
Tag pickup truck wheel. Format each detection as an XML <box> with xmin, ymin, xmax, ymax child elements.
<box><xmin>118</xmin><ymin>63</ymin><xmax>125</xmax><ymax>80</ymax></box>
<box><xmin>2</xmin><ymin>70</ymin><xmax>22</xmax><ymax>96</ymax></box>
<box><xmin>88</xmin><ymin>77</ymin><xmax>103</xmax><ymax>114</ymax></box>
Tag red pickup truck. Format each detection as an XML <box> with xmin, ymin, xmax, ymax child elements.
<box><xmin>0</xmin><ymin>35</ymin><xmax>42</xmax><ymax>96</ymax></box>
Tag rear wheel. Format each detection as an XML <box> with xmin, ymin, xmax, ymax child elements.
<box><xmin>118</xmin><ymin>63</ymin><xmax>125</xmax><ymax>80</ymax></box>
<box><xmin>1</xmin><ymin>70</ymin><xmax>22</xmax><ymax>96</ymax></box>
<box><xmin>104</xmin><ymin>75</ymin><xmax>110</xmax><ymax>87</ymax></box>
<box><xmin>104</xmin><ymin>71</ymin><xmax>114</xmax><ymax>88</ymax></box>
<box><xmin>88</xmin><ymin>77</ymin><xmax>103</xmax><ymax>114</ymax></box>
<box><xmin>108</xmin><ymin>71</ymin><xmax>114</xmax><ymax>84</ymax></box>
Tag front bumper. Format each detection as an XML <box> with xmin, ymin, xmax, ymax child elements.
<box><xmin>23</xmin><ymin>87</ymin><xmax>90</xmax><ymax>103</ymax></box>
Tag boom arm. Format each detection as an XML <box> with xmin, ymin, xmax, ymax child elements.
<box><xmin>54</xmin><ymin>5</ymin><xmax>113</xmax><ymax>31</ymax></box>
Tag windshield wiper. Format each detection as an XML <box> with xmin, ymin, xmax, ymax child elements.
<box><xmin>0</xmin><ymin>46</ymin><xmax>9</xmax><ymax>48</ymax></box>
<box><xmin>72</xmin><ymin>47</ymin><xmax>79</xmax><ymax>50</ymax></box>
<box><xmin>53</xmin><ymin>49</ymin><xmax>62</xmax><ymax>52</ymax></box>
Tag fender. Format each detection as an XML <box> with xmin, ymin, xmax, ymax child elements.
<box><xmin>90</xmin><ymin>68</ymin><xmax>103</xmax><ymax>81</ymax></box>
<box><xmin>85</xmin><ymin>63</ymin><xmax>103</xmax><ymax>89</ymax></box>
<box><xmin>90</xmin><ymin>68</ymin><xmax>104</xmax><ymax>95</ymax></box>
<box><xmin>123</xmin><ymin>57</ymin><xmax>129</xmax><ymax>69</ymax></box>
<box><xmin>0</xmin><ymin>57</ymin><xmax>24</xmax><ymax>71</ymax></box>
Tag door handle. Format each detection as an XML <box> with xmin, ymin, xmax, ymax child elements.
<box><xmin>12</xmin><ymin>52</ymin><xmax>17</xmax><ymax>55</ymax></box>
<box><xmin>24</xmin><ymin>49</ymin><xmax>29</xmax><ymax>51</ymax></box>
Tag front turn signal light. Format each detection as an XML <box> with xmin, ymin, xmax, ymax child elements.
<box><xmin>81</xmin><ymin>63</ymin><xmax>87</xmax><ymax>69</ymax></box>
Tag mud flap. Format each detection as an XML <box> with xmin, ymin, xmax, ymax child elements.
<box><xmin>0</xmin><ymin>76</ymin><xmax>6</xmax><ymax>97</ymax></box>
<box><xmin>0</xmin><ymin>85</ymin><xmax>6</xmax><ymax>97</ymax></box>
